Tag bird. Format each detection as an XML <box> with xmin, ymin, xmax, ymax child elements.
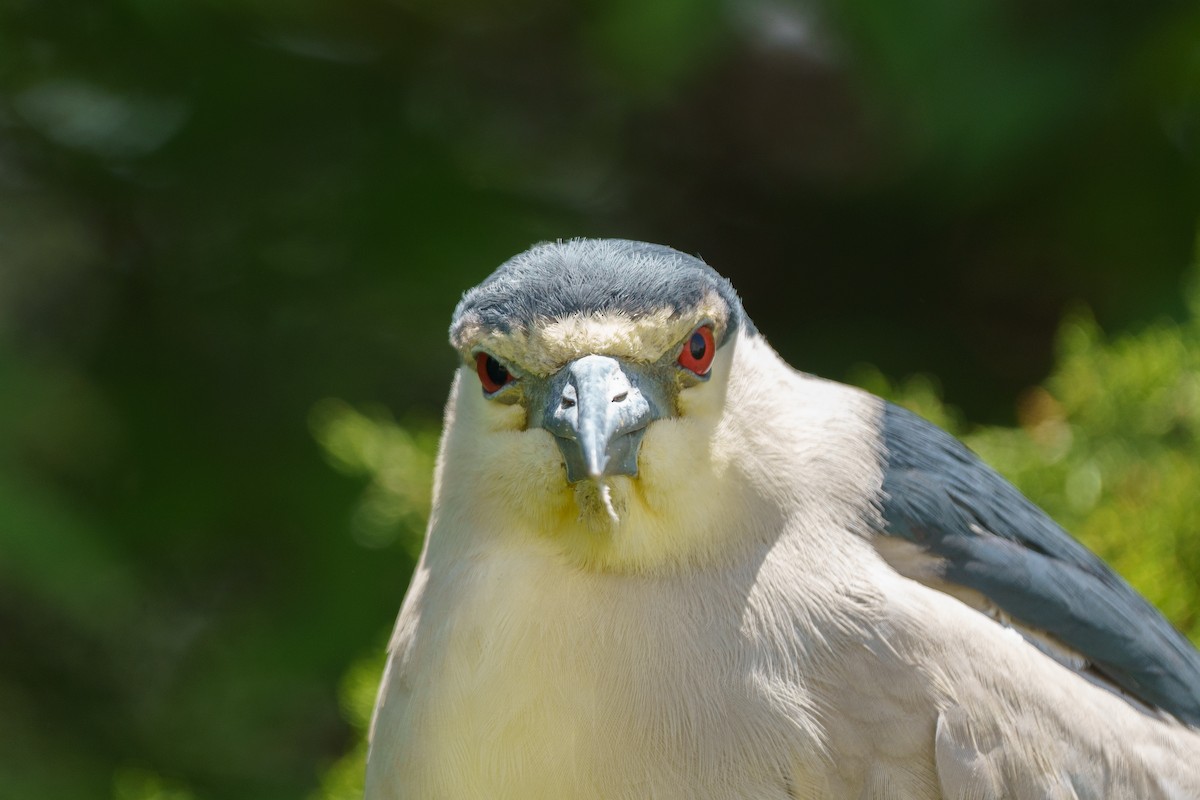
<box><xmin>364</xmin><ymin>238</ymin><xmax>1200</xmax><ymax>799</ymax></box>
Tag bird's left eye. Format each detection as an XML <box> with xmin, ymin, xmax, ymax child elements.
<box><xmin>476</xmin><ymin>353</ymin><xmax>514</xmax><ymax>393</ymax></box>
<box><xmin>677</xmin><ymin>326</ymin><xmax>715</xmax><ymax>375</ymax></box>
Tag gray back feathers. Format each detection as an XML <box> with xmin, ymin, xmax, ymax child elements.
<box><xmin>878</xmin><ymin>402</ymin><xmax>1200</xmax><ymax>726</ymax></box>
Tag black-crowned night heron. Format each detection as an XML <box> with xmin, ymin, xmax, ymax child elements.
<box><xmin>365</xmin><ymin>239</ymin><xmax>1200</xmax><ymax>799</ymax></box>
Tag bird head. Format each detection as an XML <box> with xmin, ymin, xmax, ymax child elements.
<box><xmin>440</xmin><ymin>239</ymin><xmax>763</xmax><ymax>571</ymax></box>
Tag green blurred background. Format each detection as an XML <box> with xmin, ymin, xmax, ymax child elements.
<box><xmin>2</xmin><ymin>0</ymin><xmax>1199</xmax><ymax>797</ymax></box>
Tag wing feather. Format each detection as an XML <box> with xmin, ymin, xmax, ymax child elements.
<box><xmin>878</xmin><ymin>402</ymin><xmax>1200</xmax><ymax>726</ymax></box>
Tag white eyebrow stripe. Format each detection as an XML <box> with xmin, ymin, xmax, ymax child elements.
<box><xmin>458</xmin><ymin>293</ymin><xmax>729</xmax><ymax>375</ymax></box>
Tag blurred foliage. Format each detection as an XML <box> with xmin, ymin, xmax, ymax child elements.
<box><xmin>308</xmin><ymin>648</ymin><xmax>387</xmax><ymax>800</ymax></box>
<box><xmin>113</xmin><ymin>768</ymin><xmax>197</xmax><ymax>800</ymax></box>
<box><xmin>310</xmin><ymin>400</ymin><xmax>436</xmax><ymax>552</ymax></box>
<box><xmin>0</xmin><ymin>0</ymin><xmax>1198</xmax><ymax>797</ymax></box>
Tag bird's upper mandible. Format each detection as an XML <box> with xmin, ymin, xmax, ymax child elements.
<box><xmin>365</xmin><ymin>238</ymin><xmax>1200</xmax><ymax>800</ymax></box>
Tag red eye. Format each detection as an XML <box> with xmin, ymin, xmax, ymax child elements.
<box><xmin>476</xmin><ymin>352</ymin><xmax>513</xmax><ymax>393</ymax></box>
<box><xmin>677</xmin><ymin>326</ymin><xmax>715</xmax><ymax>375</ymax></box>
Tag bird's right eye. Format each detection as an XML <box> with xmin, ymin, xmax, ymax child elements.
<box><xmin>476</xmin><ymin>353</ymin><xmax>514</xmax><ymax>394</ymax></box>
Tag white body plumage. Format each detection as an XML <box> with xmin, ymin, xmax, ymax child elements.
<box><xmin>366</xmin><ymin>325</ymin><xmax>1200</xmax><ymax>799</ymax></box>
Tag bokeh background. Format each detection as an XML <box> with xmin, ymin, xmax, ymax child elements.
<box><xmin>2</xmin><ymin>1</ymin><xmax>1200</xmax><ymax>798</ymax></box>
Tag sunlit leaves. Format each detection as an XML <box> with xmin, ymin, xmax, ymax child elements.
<box><xmin>310</xmin><ymin>399</ymin><xmax>437</xmax><ymax>551</ymax></box>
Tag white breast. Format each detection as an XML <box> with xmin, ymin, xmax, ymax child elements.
<box><xmin>367</xmin><ymin>529</ymin><xmax>852</xmax><ymax>799</ymax></box>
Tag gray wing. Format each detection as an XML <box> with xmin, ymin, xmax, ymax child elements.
<box><xmin>878</xmin><ymin>401</ymin><xmax>1200</xmax><ymax>727</ymax></box>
